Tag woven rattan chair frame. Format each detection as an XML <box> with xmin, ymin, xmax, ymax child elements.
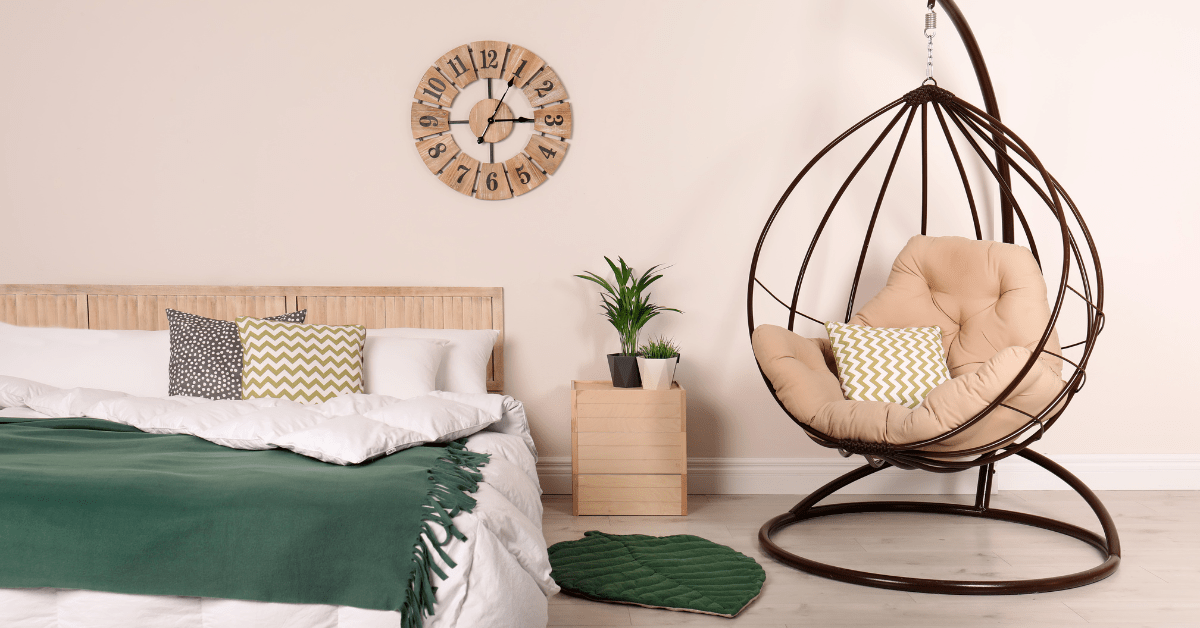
<box><xmin>746</xmin><ymin>0</ymin><xmax>1117</xmax><ymax>594</ymax></box>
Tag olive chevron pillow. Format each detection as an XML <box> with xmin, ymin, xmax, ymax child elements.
<box><xmin>236</xmin><ymin>317</ymin><xmax>366</xmax><ymax>405</ymax></box>
<box><xmin>824</xmin><ymin>321</ymin><xmax>950</xmax><ymax>409</ymax></box>
<box><xmin>167</xmin><ymin>309</ymin><xmax>306</xmax><ymax>400</ymax></box>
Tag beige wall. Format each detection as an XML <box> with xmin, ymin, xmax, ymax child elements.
<box><xmin>1</xmin><ymin>1</ymin><xmax>1196</xmax><ymax>461</ymax></box>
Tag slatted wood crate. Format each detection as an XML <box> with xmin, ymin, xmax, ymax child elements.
<box><xmin>571</xmin><ymin>380</ymin><xmax>687</xmax><ymax>516</ymax></box>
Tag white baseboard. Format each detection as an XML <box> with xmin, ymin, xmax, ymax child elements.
<box><xmin>537</xmin><ymin>454</ymin><xmax>1200</xmax><ymax>495</ymax></box>
<box><xmin>997</xmin><ymin>454</ymin><xmax>1200</xmax><ymax>491</ymax></box>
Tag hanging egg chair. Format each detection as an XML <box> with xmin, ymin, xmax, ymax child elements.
<box><xmin>747</xmin><ymin>0</ymin><xmax>1116</xmax><ymax>594</ymax></box>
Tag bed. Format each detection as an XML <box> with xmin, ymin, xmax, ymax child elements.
<box><xmin>0</xmin><ymin>284</ymin><xmax>557</xmax><ymax>628</ymax></box>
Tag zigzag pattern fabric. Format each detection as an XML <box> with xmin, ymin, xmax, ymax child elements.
<box><xmin>237</xmin><ymin>316</ymin><xmax>366</xmax><ymax>404</ymax></box>
<box><xmin>825</xmin><ymin>321</ymin><xmax>950</xmax><ymax>409</ymax></box>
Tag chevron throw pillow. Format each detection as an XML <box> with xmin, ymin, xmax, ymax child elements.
<box><xmin>824</xmin><ymin>322</ymin><xmax>950</xmax><ymax>408</ymax></box>
<box><xmin>236</xmin><ymin>317</ymin><xmax>366</xmax><ymax>404</ymax></box>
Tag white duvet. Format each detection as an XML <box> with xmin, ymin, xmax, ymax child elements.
<box><xmin>3</xmin><ymin>376</ymin><xmax>538</xmax><ymax>466</ymax></box>
<box><xmin>0</xmin><ymin>378</ymin><xmax>559</xmax><ymax>628</ymax></box>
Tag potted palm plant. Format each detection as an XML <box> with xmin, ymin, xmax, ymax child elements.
<box><xmin>637</xmin><ymin>336</ymin><xmax>680</xmax><ymax>391</ymax></box>
<box><xmin>575</xmin><ymin>257</ymin><xmax>680</xmax><ymax>388</ymax></box>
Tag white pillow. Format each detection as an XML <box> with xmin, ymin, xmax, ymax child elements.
<box><xmin>363</xmin><ymin>337</ymin><xmax>448</xmax><ymax>399</ymax></box>
<box><xmin>0</xmin><ymin>322</ymin><xmax>169</xmax><ymax>397</ymax></box>
<box><xmin>367</xmin><ymin>328</ymin><xmax>499</xmax><ymax>394</ymax></box>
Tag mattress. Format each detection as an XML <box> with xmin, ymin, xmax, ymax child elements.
<box><xmin>0</xmin><ymin>413</ymin><xmax>557</xmax><ymax>628</ymax></box>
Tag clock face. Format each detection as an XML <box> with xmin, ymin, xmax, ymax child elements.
<box><xmin>410</xmin><ymin>42</ymin><xmax>571</xmax><ymax>200</ymax></box>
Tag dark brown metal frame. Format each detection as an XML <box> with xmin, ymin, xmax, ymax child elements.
<box><xmin>746</xmin><ymin>0</ymin><xmax>1116</xmax><ymax>594</ymax></box>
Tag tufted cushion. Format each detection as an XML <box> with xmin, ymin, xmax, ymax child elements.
<box><xmin>752</xmin><ymin>235</ymin><xmax>1065</xmax><ymax>453</ymax></box>
<box><xmin>851</xmin><ymin>235</ymin><xmax>1061</xmax><ymax>378</ymax></box>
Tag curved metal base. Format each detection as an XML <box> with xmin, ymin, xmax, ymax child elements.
<box><xmin>759</xmin><ymin>449</ymin><xmax>1121</xmax><ymax>595</ymax></box>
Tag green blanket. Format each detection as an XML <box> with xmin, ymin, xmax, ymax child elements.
<box><xmin>0</xmin><ymin>417</ymin><xmax>489</xmax><ymax>628</ymax></box>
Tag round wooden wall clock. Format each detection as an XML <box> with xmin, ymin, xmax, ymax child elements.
<box><xmin>410</xmin><ymin>41</ymin><xmax>571</xmax><ymax>200</ymax></box>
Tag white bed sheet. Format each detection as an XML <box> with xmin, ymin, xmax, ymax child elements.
<box><xmin>0</xmin><ymin>425</ymin><xmax>557</xmax><ymax>628</ymax></box>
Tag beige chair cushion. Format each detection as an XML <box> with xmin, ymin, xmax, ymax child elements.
<box><xmin>752</xmin><ymin>235</ymin><xmax>1065</xmax><ymax>453</ymax></box>
<box><xmin>852</xmin><ymin>235</ymin><xmax>1062</xmax><ymax>378</ymax></box>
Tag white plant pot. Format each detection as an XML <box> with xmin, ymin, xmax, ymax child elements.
<box><xmin>637</xmin><ymin>356</ymin><xmax>678</xmax><ymax>391</ymax></box>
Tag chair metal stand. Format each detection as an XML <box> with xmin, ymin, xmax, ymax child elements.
<box><xmin>758</xmin><ymin>449</ymin><xmax>1121</xmax><ymax>594</ymax></box>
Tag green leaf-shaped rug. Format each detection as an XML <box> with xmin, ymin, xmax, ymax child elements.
<box><xmin>548</xmin><ymin>531</ymin><xmax>766</xmax><ymax>618</ymax></box>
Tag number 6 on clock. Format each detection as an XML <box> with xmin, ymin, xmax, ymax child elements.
<box><xmin>476</xmin><ymin>163</ymin><xmax>512</xmax><ymax>200</ymax></box>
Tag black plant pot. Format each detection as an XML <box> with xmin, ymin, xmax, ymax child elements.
<box><xmin>606</xmin><ymin>353</ymin><xmax>642</xmax><ymax>388</ymax></box>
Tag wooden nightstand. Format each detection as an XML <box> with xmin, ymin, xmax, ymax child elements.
<box><xmin>571</xmin><ymin>380</ymin><xmax>686</xmax><ymax>516</ymax></box>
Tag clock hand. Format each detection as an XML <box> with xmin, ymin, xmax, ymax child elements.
<box><xmin>477</xmin><ymin>78</ymin><xmax>515</xmax><ymax>144</ymax></box>
<box><xmin>451</xmin><ymin>117</ymin><xmax>530</xmax><ymax>124</ymax></box>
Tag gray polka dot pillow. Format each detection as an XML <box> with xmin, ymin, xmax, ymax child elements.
<box><xmin>166</xmin><ymin>309</ymin><xmax>306</xmax><ymax>400</ymax></box>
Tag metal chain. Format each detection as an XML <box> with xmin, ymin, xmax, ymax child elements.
<box><xmin>924</xmin><ymin>6</ymin><xmax>937</xmax><ymax>83</ymax></box>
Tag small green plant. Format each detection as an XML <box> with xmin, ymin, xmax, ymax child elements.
<box><xmin>575</xmin><ymin>256</ymin><xmax>681</xmax><ymax>356</ymax></box>
<box><xmin>639</xmin><ymin>336</ymin><xmax>680</xmax><ymax>360</ymax></box>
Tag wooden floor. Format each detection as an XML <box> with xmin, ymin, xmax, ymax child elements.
<box><xmin>542</xmin><ymin>491</ymin><xmax>1200</xmax><ymax>627</ymax></box>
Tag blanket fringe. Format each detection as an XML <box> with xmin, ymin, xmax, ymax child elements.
<box><xmin>400</xmin><ymin>439</ymin><xmax>490</xmax><ymax>628</ymax></box>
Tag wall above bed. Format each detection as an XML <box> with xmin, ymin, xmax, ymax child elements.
<box><xmin>1</xmin><ymin>0</ymin><xmax>1197</xmax><ymax>488</ymax></box>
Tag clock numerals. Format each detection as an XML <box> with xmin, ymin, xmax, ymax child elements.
<box><xmin>504</xmin><ymin>154</ymin><xmax>547</xmax><ymax>196</ymax></box>
<box><xmin>416</xmin><ymin>135</ymin><xmax>460</xmax><ymax>174</ymax></box>
<box><xmin>410</xmin><ymin>103</ymin><xmax>449</xmax><ymax>139</ymax></box>
<box><xmin>533</xmin><ymin>102</ymin><xmax>573</xmax><ymax>139</ymax></box>
<box><xmin>522</xmin><ymin>66</ymin><xmax>568</xmax><ymax>107</ymax></box>
<box><xmin>436</xmin><ymin>45</ymin><xmax>477</xmax><ymax>88</ymax></box>
<box><xmin>525</xmin><ymin>135</ymin><xmax>568</xmax><ymax>175</ymax></box>
<box><xmin>438</xmin><ymin>152</ymin><xmax>480</xmax><ymax>196</ymax></box>
<box><xmin>471</xmin><ymin>41</ymin><xmax>508</xmax><ymax>80</ymax></box>
<box><xmin>476</xmin><ymin>163</ymin><xmax>513</xmax><ymax>200</ymax></box>
<box><xmin>503</xmin><ymin>45</ymin><xmax>545</xmax><ymax>88</ymax></box>
<box><xmin>414</xmin><ymin>66</ymin><xmax>459</xmax><ymax>107</ymax></box>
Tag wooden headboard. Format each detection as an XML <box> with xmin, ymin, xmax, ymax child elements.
<box><xmin>0</xmin><ymin>285</ymin><xmax>505</xmax><ymax>393</ymax></box>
